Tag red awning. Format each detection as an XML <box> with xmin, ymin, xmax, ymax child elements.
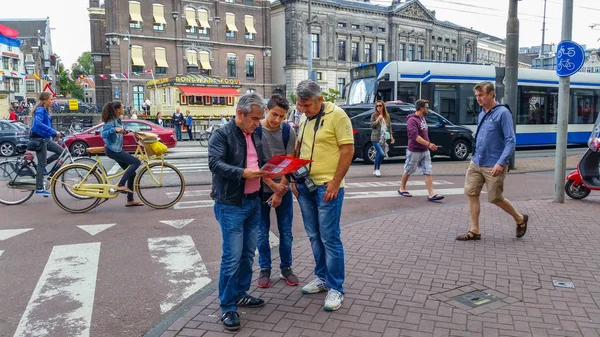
<box><xmin>178</xmin><ymin>86</ymin><xmax>240</xmax><ymax>96</ymax></box>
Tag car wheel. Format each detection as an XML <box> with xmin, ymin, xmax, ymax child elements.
<box><xmin>70</xmin><ymin>141</ymin><xmax>88</xmax><ymax>157</ymax></box>
<box><xmin>450</xmin><ymin>139</ymin><xmax>470</xmax><ymax>161</ymax></box>
<box><xmin>362</xmin><ymin>144</ymin><xmax>376</xmax><ymax>165</ymax></box>
<box><xmin>0</xmin><ymin>142</ymin><xmax>16</xmax><ymax>157</ymax></box>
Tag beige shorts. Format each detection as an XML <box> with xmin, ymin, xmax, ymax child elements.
<box><xmin>464</xmin><ymin>161</ymin><xmax>507</xmax><ymax>203</ymax></box>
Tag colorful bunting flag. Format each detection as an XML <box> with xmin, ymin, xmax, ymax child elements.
<box><xmin>0</xmin><ymin>23</ymin><xmax>19</xmax><ymax>47</ymax></box>
<box><xmin>33</xmin><ymin>74</ymin><xmax>40</xmax><ymax>80</ymax></box>
<box><xmin>100</xmin><ymin>74</ymin><xmax>107</xmax><ymax>80</ymax></box>
<box><xmin>10</xmin><ymin>71</ymin><xmax>18</xmax><ymax>76</ymax></box>
<box><xmin>121</xmin><ymin>72</ymin><xmax>128</xmax><ymax>79</ymax></box>
<box><xmin>145</xmin><ymin>69</ymin><xmax>153</xmax><ymax>73</ymax></box>
<box><xmin>110</xmin><ymin>74</ymin><xmax>117</xmax><ymax>79</ymax></box>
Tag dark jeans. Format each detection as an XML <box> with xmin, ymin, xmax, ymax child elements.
<box><xmin>214</xmin><ymin>197</ymin><xmax>261</xmax><ymax>313</ymax></box>
<box><xmin>35</xmin><ymin>139</ymin><xmax>62</xmax><ymax>190</ymax></box>
<box><xmin>186</xmin><ymin>124</ymin><xmax>193</xmax><ymax>140</ymax></box>
<box><xmin>373</xmin><ymin>141</ymin><xmax>385</xmax><ymax>170</ymax></box>
<box><xmin>296</xmin><ymin>183</ymin><xmax>345</xmax><ymax>293</ymax></box>
<box><xmin>257</xmin><ymin>191</ymin><xmax>294</xmax><ymax>270</ymax></box>
<box><xmin>174</xmin><ymin>124</ymin><xmax>182</xmax><ymax>141</ymax></box>
<box><xmin>105</xmin><ymin>148</ymin><xmax>141</xmax><ymax>201</ymax></box>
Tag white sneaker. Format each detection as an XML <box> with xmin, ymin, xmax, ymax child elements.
<box><xmin>324</xmin><ymin>289</ymin><xmax>344</xmax><ymax>311</ymax></box>
<box><xmin>373</xmin><ymin>170</ymin><xmax>377</xmax><ymax>176</ymax></box>
<box><xmin>301</xmin><ymin>278</ymin><xmax>328</xmax><ymax>294</ymax></box>
<box><xmin>375</xmin><ymin>170</ymin><xmax>381</xmax><ymax>177</ymax></box>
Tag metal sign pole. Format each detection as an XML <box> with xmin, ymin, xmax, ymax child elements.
<box><xmin>554</xmin><ymin>0</ymin><xmax>575</xmax><ymax>203</ymax></box>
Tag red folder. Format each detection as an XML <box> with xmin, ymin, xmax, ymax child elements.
<box><xmin>261</xmin><ymin>155</ymin><xmax>312</xmax><ymax>178</ymax></box>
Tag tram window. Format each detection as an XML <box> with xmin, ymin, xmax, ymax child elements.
<box><xmin>377</xmin><ymin>80</ymin><xmax>394</xmax><ymax>102</ymax></box>
<box><xmin>397</xmin><ymin>83</ymin><xmax>418</xmax><ymax>104</ymax></box>
<box><xmin>518</xmin><ymin>86</ymin><xmax>558</xmax><ymax>125</ymax></box>
<box><xmin>572</xmin><ymin>90</ymin><xmax>600</xmax><ymax>125</ymax></box>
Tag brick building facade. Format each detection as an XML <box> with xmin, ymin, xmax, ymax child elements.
<box><xmin>89</xmin><ymin>0</ymin><xmax>276</xmax><ymax>115</ymax></box>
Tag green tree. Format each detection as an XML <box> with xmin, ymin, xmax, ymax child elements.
<box><xmin>71</xmin><ymin>51</ymin><xmax>94</xmax><ymax>77</ymax></box>
<box><xmin>56</xmin><ymin>60</ymin><xmax>84</xmax><ymax>101</ymax></box>
<box><xmin>321</xmin><ymin>88</ymin><xmax>340</xmax><ymax>103</ymax></box>
<box><xmin>289</xmin><ymin>92</ymin><xmax>297</xmax><ymax>104</ymax></box>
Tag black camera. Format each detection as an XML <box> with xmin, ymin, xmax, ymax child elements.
<box><xmin>292</xmin><ymin>165</ymin><xmax>317</xmax><ymax>193</ymax></box>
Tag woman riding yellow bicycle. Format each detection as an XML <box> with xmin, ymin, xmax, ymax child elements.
<box><xmin>100</xmin><ymin>101</ymin><xmax>144</xmax><ymax>207</ymax></box>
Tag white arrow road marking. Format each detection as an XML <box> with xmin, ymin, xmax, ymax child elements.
<box><xmin>174</xmin><ymin>200</ymin><xmax>215</xmax><ymax>209</ymax></box>
<box><xmin>159</xmin><ymin>219</ymin><xmax>195</xmax><ymax>229</ymax></box>
<box><xmin>0</xmin><ymin>228</ymin><xmax>33</xmax><ymax>242</ymax></box>
<box><xmin>77</xmin><ymin>224</ymin><xmax>116</xmax><ymax>236</ymax></box>
<box><xmin>344</xmin><ymin>188</ymin><xmax>477</xmax><ymax>199</ymax></box>
<box><xmin>148</xmin><ymin>235</ymin><xmax>211</xmax><ymax>314</ymax></box>
<box><xmin>13</xmin><ymin>242</ymin><xmax>101</xmax><ymax>337</ymax></box>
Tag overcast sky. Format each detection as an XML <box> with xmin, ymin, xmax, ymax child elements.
<box><xmin>2</xmin><ymin>0</ymin><xmax>600</xmax><ymax>70</ymax></box>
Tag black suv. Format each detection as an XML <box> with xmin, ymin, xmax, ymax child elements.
<box><xmin>349</xmin><ymin>103</ymin><xmax>473</xmax><ymax>164</ymax></box>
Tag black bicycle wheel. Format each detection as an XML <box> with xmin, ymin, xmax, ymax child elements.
<box><xmin>134</xmin><ymin>162</ymin><xmax>185</xmax><ymax>209</ymax></box>
<box><xmin>0</xmin><ymin>161</ymin><xmax>35</xmax><ymax>205</ymax></box>
<box><xmin>51</xmin><ymin>163</ymin><xmax>103</xmax><ymax>213</ymax></box>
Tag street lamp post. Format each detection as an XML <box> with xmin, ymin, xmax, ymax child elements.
<box><xmin>123</xmin><ymin>32</ymin><xmax>131</xmax><ymax>112</ymax></box>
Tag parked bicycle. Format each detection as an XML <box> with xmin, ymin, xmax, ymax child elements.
<box><xmin>198</xmin><ymin>125</ymin><xmax>216</xmax><ymax>147</ymax></box>
<box><xmin>0</xmin><ymin>137</ymin><xmax>96</xmax><ymax>205</ymax></box>
<box><xmin>50</xmin><ymin>131</ymin><xmax>185</xmax><ymax>213</ymax></box>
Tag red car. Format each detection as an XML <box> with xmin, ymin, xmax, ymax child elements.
<box><xmin>65</xmin><ymin>119</ymin><xmax>177</xmax><ymax>156</ymax></box>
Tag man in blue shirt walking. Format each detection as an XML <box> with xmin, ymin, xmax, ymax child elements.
<box><xmin>456</xmin><ymin>82</ymin><xmax>529</xmax><ymax>241</ymax></box>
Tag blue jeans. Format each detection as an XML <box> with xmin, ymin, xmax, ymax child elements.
<box><xmin>296</xmin><ymin>183</ymin><xmax>345</xmax><ymax>293</ymax></box>
<box><xmin>373</xmin><ymin>141</ymin><xmax>385</xmax><ymax>170</ymax></box>
<box><xmin>257</xmin><ymin>191</ymin><xmax>294</xmax><ymax>270</ymax></box>
<box><xmin>175</xmin><ymin>124</ymin><xmax>182</xmax><ymax>140</ymax></box>
<box><xmin>105</xmin><ymin>148</ymin><xmax>141</xmax><ymax>202</ymax></box>
<box><xmin>214</xmin><ymin>197</ymin><xmax>261</xmax><ymax>312</ymax></box>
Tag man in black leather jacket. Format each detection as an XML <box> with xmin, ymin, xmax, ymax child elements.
<box><xmin>208</xmin><ymin>92</ymin><xmax>267</xmax><ymax>331</ymax></box>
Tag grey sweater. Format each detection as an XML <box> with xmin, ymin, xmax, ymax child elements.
<box><xmin>370</xmin><ymin>113</ymin><xmax>392</xmax><ymax>142</ymax></box>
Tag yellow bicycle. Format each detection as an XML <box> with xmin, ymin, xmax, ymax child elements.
<box><xmin>50</xmin><ymin>131</ymin><xmax>185</xmax><ymax>213</ymax></box>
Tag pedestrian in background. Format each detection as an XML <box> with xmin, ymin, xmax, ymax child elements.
<box><xmin>256</xmin><ymin>94</ymin><xmax>299</xmax><ymax>289</ymax></box>
<box><xmin>288</xmin><ymin>108</ymin><xmax>302</xmax><ymax>135</ymax></box>
<box><xmin>208</xmin><ymin>93</ymin><xmax>268</xmax><ymax>331</ymax></box>
<box><xmin>370</xmin><ymin>100</ymin><xmax>394</xmax><ymax>177</ymax></box>
<box><xmin>457</xmin><ymin>81</ymin><xmax>529</xmax><ymax>241</ymax></box>
<box><xmin>291</xmin><ymin>80</ymin><xmax>354</xmax><ymax>311</ymax></box>
<box><xmin>398</xmin><ymin>99</ymin><xmax>444</xmax><ymax>201</ymax></box>
<box><xmin>185</xmin><ymin>110</ymin><xmax>194</xmax><ymax>141</ymax></box>
<box><xmin>172</xmin><ymin>107</ymin><xmax>183</xmax><ymax>141</ymax></box>
<box><xmin>155</xmin><ymin>112</ymin><xmax>164</xmax><ymax>127</ymax></box>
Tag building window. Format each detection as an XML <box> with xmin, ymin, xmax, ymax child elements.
<box><xmin>338</xmin><ymin>22</ymin><xmax>346</xmax><ymax>28</ymax></box>
<box><xmin>466</xmin><ymin>53</ymin><xmax>471</xmax><ymax>62</ymax></box>
<box><xmin>12</xmin><ymin>60</ymin><xmax>18</xmax><ymax>71</ymax></box>
<box><xmin>351</xmin><ymin>24</ymin><xmax>360</xmax><ymax>29</ymax></box>
<box><xmin>311</xmin><ymin>33</ymin><xmax>320</xmax><ymax>59</ymax></box>
<box><xmin>13</xmin><ymin>80</ymin><xmax>19</xmax><ymax>93</ymax></box>
<box><xmin>3</xmin><ymin>78</ymin><xmax>9</xmax><ymax>91</ymax></box>
<box><xmin>245</xmin><ymin>54</ymin><xmax>255</xmax><ymax>79</ymax></box>
<box><xmin>153</xmin><ymin>4</ymin><xmax>167</xmax><ymax>31</ymax></box>
<box><xmin>351</xmin><ymin>42</ymin><xmax>359</xmax><ymax>62</ymax></box>
<box><xmin>337</xmin><ymin>77</ymin><xmax>345</xmax><ymax>96</ymax></box>
<box><xmin>198</xmin><ymin>9</ymin><xmax>210</xmax><ymax>36</ymax></box>
<box><xmin>452</xmin><ymin>53</ymin><xmax>457</xmax><ymax>61</ymax></box>
<box><xmin>316</xmin><ymin>72</ymin><xmax>323</xmax><ymax>81</ymax></box>
<box><xmin>245</xmin><ymin>15</ymin><xmax>257</xmax><ymax>40</ymax></box>
<box><xmin>227</xmin><ymin>53</ymin><xmax>237</xmax><ymax>77</ymax></box>
<box><xmin>225</xmin><ymin>0</ymin><xmax>234</xmax><ymax>3</ymax></box>
<box><xmin>132</xmin><ymin>65</ymin><xmax>144</xmax><ymax>73</ymax></box>
<box><xmin>377</xmin><ymin>44</ymin><xmax>384</xmax><ymax>62</ymax></box>
<box><xmin>155</xmin><ymin>67</ymin><xmax>167</xmax><ymax>74</ymax></box>
<box><xmin>133</xmin><ymin>85</ymin><xmax>144</xmax><ymax>111</ymax></box>
<box><xmin>365</xmin><ymin>26</ymin><xmax>373</xmax><ymax>31</ymax></box>
<box><xmin>26</xmin><ymin>80</ymin><xmax>35</xmax><ymax>92</ymax></box>
<box><xmin>338</xmin><ymin>40</ymin><xmax>346</xmax><ymax>61</ymax></box>
<box><xmin>445</xmin><ymin>38</ymin><xmax>450</xmax><ymax>43</ymax></box>
<box><xmin>452</xmin><ymin>39</ymin><xmax>457</xmax><ymax>44</ymax></box>
<box><xmin>185</xmin><ymin>8</ymin><xmax>198</xmax><ymax>34</ymax></box>
<box><xmin>431</xmin><ymin>50</ymin><xmax>435</xmax><ymax>60</ymax></box>
<box><xmin>399</xmin><ymin>44</ymin><xmax>405</xmax><ymax>61</ymax></box>
<box><xmin>417</xmin><ymin>46</ymin><xmax>423</xmax><ymax>60</ymax></box>
<box><xmin>437</xmin><ymin>52</ymin><xmax>442</xmax><ymax>61</ymax></box>
<box><xmin>365</xmin><ymin>43</ymin><xmax>372</xmax><ymax>63</ymax></box>
<box><xmin>445</xmin><ymin>52</ymin><xmax>449</xmax><ymax>61</ymax></box>
<box><xmin>226</xmin><ymin>13</ymin><xmax>238</xmax><ymax>39</ymax></box>
<box><xmin>129</xmin><ymin>1</ymin><xmax>143</xmax><ymax>29</ymax></box>
<box><xmin>431</xmin><ymin>35</ymin><xmax>435</xmax><ymax>40</ymax></box>
<box><xmin>247</xmin><ymin>88</ymin><xmax>255</xmax><ymax>93</ymax></box>
<box><xmin>407</xmin><ymin>44</ymin><xmax>414</xmax><ymax>61</ymax></box>
<box><xmin>2</xmin><ymin>57</ymin><xmax>8</xmax><ymax>69</ymax></box>
<box><xmin>377</xmin><ymin>27</ymin><xmax>385</xmax><ymax>33</ymax></box>
<box><xmin>437</xmin><ymin>37</ymin><xmax>442</xmax><ymax>41</ymax></box>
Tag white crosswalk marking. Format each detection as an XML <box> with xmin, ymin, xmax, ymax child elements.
<box><xmin>0</xmin><ymin>250</ymin><xmax>3</xmax><ymax>258</ymax></box>
<box><xmin>345</xmin><ymin>180</ymin><xmax>453</xmax><ymax>188</ymax></box>
<box><xmin>175</xmin><ymin>200</ymin><xmax>215</xmax><ymax>209</ymax></box>
<box><xmin>148</xmin><ymin>235</ymin><xmax>211</xmax><ymax>314</ymax></box>
<box><xmin>14</xmin><ymin>242</ymin><xmax>101</xmax><ymax>337</ymax></box>
<box><xmin>344</xmin><ymin>188</ymin><xmax>468</xmax><ymax>199</ymax></box>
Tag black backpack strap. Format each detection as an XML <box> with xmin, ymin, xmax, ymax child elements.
<box><xmin>282</xmin><ymin>122</ymin><xmax>291</xmax><ymax>149</ymax></box>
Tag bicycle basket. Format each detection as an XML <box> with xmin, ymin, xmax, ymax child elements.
<box><xmin>137</xmin><ymin>131</ymin><xmax>159</xmax><ymax>144</ymax></box>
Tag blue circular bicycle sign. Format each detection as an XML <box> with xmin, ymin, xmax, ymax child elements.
<box><xmin>556</xmin><ymin>40</ymin><xmax>585</xmax><ymax>77</ymax></box>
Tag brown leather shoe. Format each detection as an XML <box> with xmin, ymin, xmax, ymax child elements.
<box><xmin>516</xmin><ymin>214</ymin><xmax>529</xmax><ymax>238</ymax></box>
<box><xmin>456</xmin><ymin>231</ymin><xmax>481</xmax><ymax>241</ymax></box>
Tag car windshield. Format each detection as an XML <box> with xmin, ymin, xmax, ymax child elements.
<box><xmin>347</xmin><ymin>78</ymin><xmax>377</xmax><ymax>105</ymax></box>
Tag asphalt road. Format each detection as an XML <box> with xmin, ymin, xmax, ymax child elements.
<box><xmin>0</xmin><ymin>148</ymin><xmax>582</xmax><ymax>337</ymax></box>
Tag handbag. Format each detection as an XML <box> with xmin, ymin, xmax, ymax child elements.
<box><xmin>27</xmin><ymin>139</ymin><xmax>43</xmax><ymax>151</ymax></box>
<box><xmin>385</xmin><ymin>131</ymin><xmax>391</xmax><ymax>140</ymax></box>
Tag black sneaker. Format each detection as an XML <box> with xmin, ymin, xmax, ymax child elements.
<box><xmin>237</xmin><ymin>295</ymin><xmax>265</xmax><ymax>308</ymax></box>
<box><xmin>221</xmin><ymin>311</ymin><xmax>240</xmax><ymax>331</ymax></box>
<box><xmin>257</xmin><ymin>269</ymin><xmax>271</xmax><ymax>288</ymax></box>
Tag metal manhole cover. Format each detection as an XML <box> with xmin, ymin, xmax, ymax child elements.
<box><xmin>453</xmin><ymin>291</ymin><xmax>500</xmax><ymax>308</ymax></box>
<box><xmin>553</xmin><ymin>280</ymin><xmax>575</xmax><ymax>288</ymax></box>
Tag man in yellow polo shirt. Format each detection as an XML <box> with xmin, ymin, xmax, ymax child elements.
<box><xmin>291</xmin><ymin>80</ymin><xmax>354</xmax><ymax>311</ymax></box>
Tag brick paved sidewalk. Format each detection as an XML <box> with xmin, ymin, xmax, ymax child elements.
<box><xmin>158</xmin><ymin>196</ymin><xmax>600</xmax><ymax>337</ymax></box>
